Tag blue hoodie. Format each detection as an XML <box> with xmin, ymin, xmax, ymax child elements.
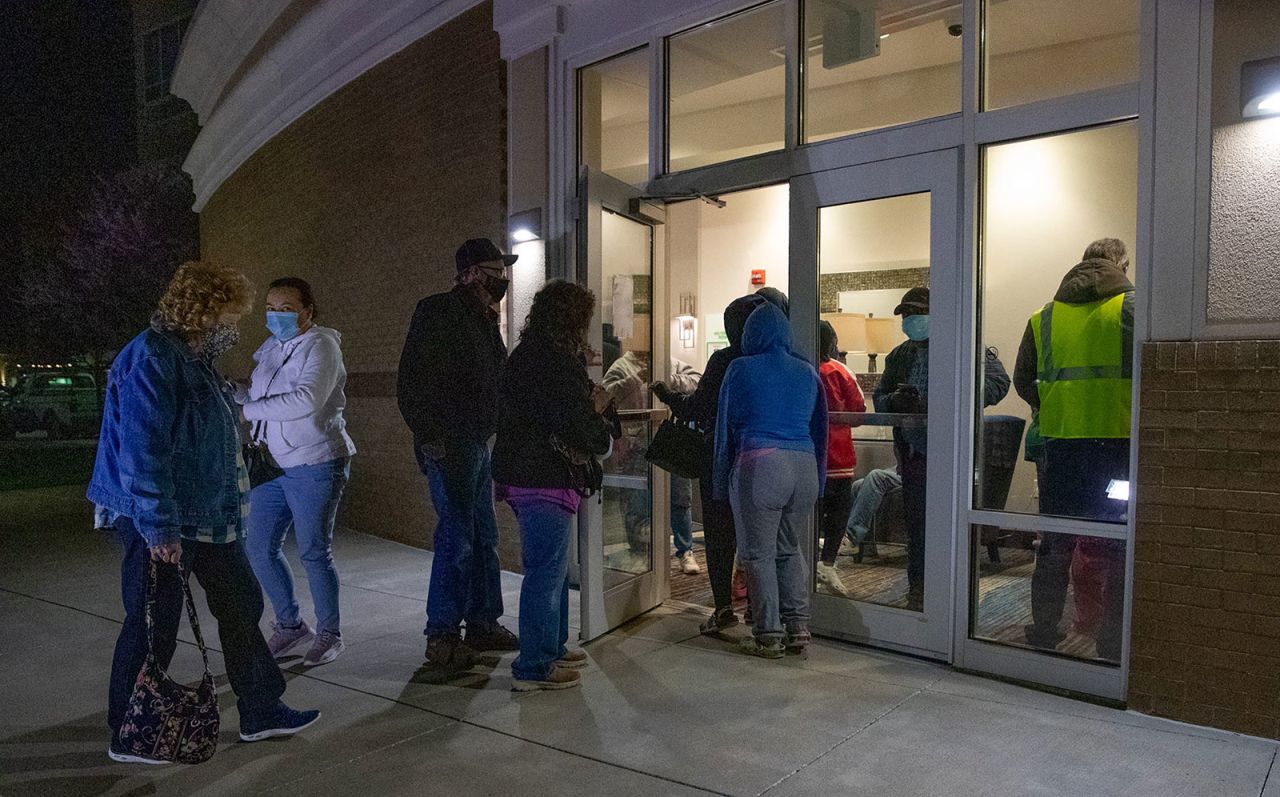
<box><xmin>712</xmin><ymin>304</ymin><xmax>828</xmax><ymax>499</ymax></box>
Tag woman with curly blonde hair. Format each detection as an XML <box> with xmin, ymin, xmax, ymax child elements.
<box><xmin>89</xmin><ymin>261</ymin><xmax>321</xmax><ymax>764</ymax></box>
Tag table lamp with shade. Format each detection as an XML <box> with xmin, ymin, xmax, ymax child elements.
<box><xmin>864</xmin><ymin>315</ymin><xmax>904</xmax><ymax>374</ymax></box>
<box><xmin>822</xmin><ymin>312</ymin><xmax>867</xmax><ymax>366</ymax></box>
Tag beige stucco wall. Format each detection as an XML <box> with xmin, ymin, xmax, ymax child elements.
<box><xmin>1207</xmin><ymin>0</ymin><xmax>1280</xmax><ymax>325</ymax></box>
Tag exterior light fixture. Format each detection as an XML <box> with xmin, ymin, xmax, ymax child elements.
<box><xmin>1241</xmin><ymin>56</ymin><xmax>1280</xmax><ymax>118</ymax></box>
<box><xmin>509</xmin><ymin>207</ymin><xmax>543</xmax><ymax>243</ymax></box>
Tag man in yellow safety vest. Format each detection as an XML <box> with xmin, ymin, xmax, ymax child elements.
<box><xmin>1012</xmin><ymin>238</ymin><xmax>1134</xmax><ymax>662</ymax></box>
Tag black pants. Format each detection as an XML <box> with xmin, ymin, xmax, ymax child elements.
<box><xmin>108</xmin><ymin>518</ymin><xmax>286</xmax><ymax>735</ymax></box>
<box><xmin>698</xmin><ymin>471</ymin><xmax>738</xmax><ymax>612</ymax></box>
<box><xmin>819</xmin><ymin>478</ymin><xmax>854</xmax><ymax>565</ymax></box>
<box><xmin>1028</xmin><ymin>438</ymin><xmax>1129</xmax><ymax>659</ymax></box>
<box><xmin>899</xmin><ymin>450</ymin><xmax>927</xmax><ymax>595</ymax></box>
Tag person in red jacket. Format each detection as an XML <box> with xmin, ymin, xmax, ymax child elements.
<box><xmin>816</xmin><ymin>320</ymin><xmax>866</xmax><ymax>596</ymax></box>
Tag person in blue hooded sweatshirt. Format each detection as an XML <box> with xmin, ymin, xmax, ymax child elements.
<box><xmin>713</xmin><ymin>302</ymin><xmax>827</xmax><ymax>658</ymax></box>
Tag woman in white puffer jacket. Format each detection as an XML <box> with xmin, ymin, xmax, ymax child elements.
<box><xmin>237</xmin><ymin>277</ymin><xmax>356</xmax><ymax>667</ymax></box>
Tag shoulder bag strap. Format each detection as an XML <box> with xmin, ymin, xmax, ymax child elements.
<box><xmin>250</xmin><ymin>345</ymin><xmax>299</xmax><ymax>444</ymax></box>
<box><xmin>144</xmin><ymin>559</ymin><xmax>213</xmax><ymax>679</ymax></box>
<box><xmin>177</xmin><ymin>562</ymin><xmax>213</xmax><ymax>678</ymax></box>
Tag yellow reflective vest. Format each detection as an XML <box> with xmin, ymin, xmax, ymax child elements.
<box><xmin>1031</xmin><ymin>292</ymin><xmax>1134</xmax><ymax>440</ymax></box>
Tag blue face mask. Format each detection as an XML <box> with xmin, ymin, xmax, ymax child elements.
<box><xmin>266</xmin><ymin>311</ymin><xmax>301</xmax><ymax>342</ymax></box>
<box><xmin>902</xmin><ymin>314</ymin><xmax>930</xmax><ymax>341</ymax></box>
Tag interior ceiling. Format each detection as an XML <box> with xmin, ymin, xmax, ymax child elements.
<box><xmin>598</xmin><ymin>0</ymin><xmax>1136</xmax><ymax>122</ymax></box>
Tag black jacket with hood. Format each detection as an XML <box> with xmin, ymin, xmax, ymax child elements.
<box><xmin>1013</xmin><ymin>258</ymin><xmax>1135</xmax><ymax>411</ymax></box>
<box><xmin>661</xmin><ymin>294</ymin><xmax>766</xmax><ymax>434</ymax></box>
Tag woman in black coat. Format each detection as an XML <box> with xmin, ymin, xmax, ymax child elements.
<box><xmin>651</xmin><ymin>293</ymin><xmax>767</xmax><ymax>633</ymax></box>
<box><xmin>493</xmin><ymin>280</ymin><xmax>614</xmax><ymax>692</ymax></box>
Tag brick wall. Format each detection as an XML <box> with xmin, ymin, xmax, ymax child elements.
<box><xmin>1130</xmin><ymin>339</ymin><xmax>1280</xmax><ymax>738</ymax></box>
<box><xmin>198</xmin><ymin>3</ymin><xmax>524</xmax><ymax>567</ymax></box>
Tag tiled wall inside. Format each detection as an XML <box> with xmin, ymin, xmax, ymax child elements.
<box><xmin>819</xmin><ymin>267</ymin><xmax>930</xmax><ymax>313</ymax></box>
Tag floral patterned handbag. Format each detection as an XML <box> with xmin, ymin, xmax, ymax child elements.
<box><xmin>117</xmin><ymin>561</ymin><xmax>220</xmax><ymax>765</ymax></box>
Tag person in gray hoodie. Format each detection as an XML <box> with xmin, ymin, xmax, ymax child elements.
<box><xmin>714</xmin><ymin>302</ymin><xmax>828</xmax><ymax>658</ymax></box>
<box><xmin>237</xmin><ymin>277</ymin><xmax>357</xmax><ymax>667</ymax></box>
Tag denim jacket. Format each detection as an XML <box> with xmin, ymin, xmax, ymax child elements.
<box><xmin>87</xmin><ymin>325</ymin><xmax>242</xmax><ymax>546</ymax></box>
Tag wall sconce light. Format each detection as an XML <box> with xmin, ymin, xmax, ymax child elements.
<box><xmin>509</xmin><ymin>207</ymin><xmax>543</xmax><ymax>243</ymax></box>
<box><xmin>1242</xmin><ymin>56</ymin><xmax>1280</xmax><ymax>119</ymax></box>
<box><xmin>678</xmin><ymin>317</ymin><xmax>696</xmax><ymax>349</ymax></box>
<box><xmin>677</xmin><ymin>292</ymin><xmax>696</xmax><ymax>350</ymax></box>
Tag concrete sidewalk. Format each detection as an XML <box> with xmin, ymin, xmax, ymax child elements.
<box><xmin>0</xmin><ymin>485</ymin><xmax>1276</xmax><ymax>796</ymax></box>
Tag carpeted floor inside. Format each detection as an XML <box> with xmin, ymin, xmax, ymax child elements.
<box><xmin>669</xmin><ymin>541</ymin><xmax>1106</xmax><ymax>662</ymax></box>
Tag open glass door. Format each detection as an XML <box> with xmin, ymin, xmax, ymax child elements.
<box><xmin>791</xmin><ymin>149</ymin><xmax>961</xmax><ymax>660</ymax></box>
<box><xmin>576</xmin><ymin>165</ymin><xmax>668</xmax><ymax>641</ymax></box>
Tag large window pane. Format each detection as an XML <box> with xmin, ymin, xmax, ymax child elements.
<box><xmin>976</xmin><ymin>122</ymin><xmax>1138</xmax><ymax>524</ymax></box>
<box><xmin>580</xmin><ymin>48</ymin><xmax>650</xmax><ymax>187</ymax></box>
<box><xmin>815</xmin><ymin>193</ymin><xmax>930</xmax><ymax>612</ymax></box>
<box><xmin>668</xmin><ymin>2</ymin><xmax>787</xmax><ymax>172</ymax></box>
<box><xmin>804</xmin><ymin>0</ymin><xmax>962</xmax><ymax>143</ymax></box>
<box><xmin>972</xmin><ymin>526</ymin><xmax>1126</xmax><ymax>666</ymax></box>
<box><xmin>983</xmin><ymin>0</ymin><xmax>1140</xmax><ymax>110</ymax></box>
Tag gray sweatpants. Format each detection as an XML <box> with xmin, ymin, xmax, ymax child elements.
<box><xmin>729</xmin><ymin>449</ymin><xmax>821</xmax><ymax>640</ymax></box>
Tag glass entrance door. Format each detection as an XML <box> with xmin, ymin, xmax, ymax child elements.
<box><xmin>791</xmin><ymin>149</ymin><xmax>961</xmax><ymax>660</ymax></box>
<box><xmin>577</xmin><ymin>165</ymin><xmax>668</xmax><ymax>641</ymax></box>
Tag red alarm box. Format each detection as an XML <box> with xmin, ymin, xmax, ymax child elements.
<box><xmin>751</xmin><ymin>269</ymin><xmax>766</xmax><ymax>286</ymax></box>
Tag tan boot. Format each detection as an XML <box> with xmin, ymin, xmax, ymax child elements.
<box><xmin>512</xmin><ymin>666</ymin><xmax>582</xmax><ymax>692</ymax></box>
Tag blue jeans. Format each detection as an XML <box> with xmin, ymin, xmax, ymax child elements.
<box><xmin>108</xmin><ymin>518</ymin><xmax>285</xmax><ymax>735</ymax></box>
<box><xmin>423</xmin><ymin>443</ymin><xmax>504</xmax><ymax>638</ymax></box>
<box><xmin>246</xmin><ymin>457</ymin><xmax>350</xmax><ymax>634</ymax></box>
<box><xmin>730</xmin><ymin>449</ymin><xmax>820</xmax><ymax>639</ymax></box>
<box><xmin>846</xmin><ymin>468</ymin><xmax>901</xmax><ymax>542</ymax></box>
<box><xmin>511</xmin><ymin>500</ymin><xmax>572</xmax><ymax>681</ymax></box>
<box><xmin>671</xmin><ymin>477</ymin><xmax>694</xmax><ymax>556</ymax></box>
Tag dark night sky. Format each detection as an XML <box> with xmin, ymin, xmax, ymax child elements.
<box><xmin>0</xmin><ymin>1</ymin><xmax>135</xmax><ymax>341</ymax></box>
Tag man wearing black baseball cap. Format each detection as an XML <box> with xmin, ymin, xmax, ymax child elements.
<box><xmin>873</xmin><ymin>286</ymin><xmax>1010</xmax><ymax>611</ymax></box>
<box><xmin>397</xmin><ymin>238</ymin><xmax>518</xmax><ymax>668</ymax></box>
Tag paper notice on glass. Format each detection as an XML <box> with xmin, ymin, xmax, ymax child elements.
<box><xmin>612</xmin><ymin>275</ymin><xmax>634</xmax><ymax>340</ymax></box>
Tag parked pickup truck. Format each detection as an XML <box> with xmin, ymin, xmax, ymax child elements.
<box><xmin>5</xmin><ymin>371</ymin><xmax>102</xmax><ymax>439</ymax></box>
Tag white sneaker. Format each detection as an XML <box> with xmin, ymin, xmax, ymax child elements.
<box><xmin>838</xmin><ymin>539</ymin><xmax>859</xmax><ymax>557</ymax></box>
<box><xmin>816</xmin><ymin>562</ymin><xmax>850</xmax><ymax>596</ymax></box>
<box><xmin>680</xmin><ymin>550</ymin><xmax>701</xmax><ymax>575</ymax></box>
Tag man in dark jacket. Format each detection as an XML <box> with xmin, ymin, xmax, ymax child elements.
<box><xmin>1014</xmin><ymin>238</ymin><xmax>1134</xmax><ymax>660</ymax></box>
<box><xmin>397</xmin><ymin>238</ymin><xmax>516</xmax><ymax>667</ymax></box>
<box><xmin>874</xmin><ymin>287</ymin><xmax>1011</xmax><ymax>611</ymax></box>
<box><xmin>652</xmin><ymin>293</ymin><xmax>767</xmax><ymax>633</ymax></box>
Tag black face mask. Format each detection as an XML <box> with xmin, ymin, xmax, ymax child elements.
<box><xmin>483</xmin><ymin>275</ymin><xmax>510</xmax><ymax>303</ymax></box>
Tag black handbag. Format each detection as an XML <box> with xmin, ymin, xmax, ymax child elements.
<box><xmin>244</xmin><ymin>422</ymin><xmax>283</xmax><ymax>488</ymax></box>
<box><xmin>116</xmin><ymin>561</ymin><xmax>220</xmax><ymax>765</ymax></box>
<box><xmin>550</xmin><ymin>432</ymin><xmax>605</xmax><ymax>497</ymax></box>
<box><xmin>645</xmin><ymin>415</ymin><xmax>705</xmax><ymax>479</ymax></box>
<box><xmin>241</xmin><ymin>347</ymin><xmax>296</xmax><ymax>488</ymax></box>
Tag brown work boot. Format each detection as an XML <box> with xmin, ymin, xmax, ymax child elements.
<box><xmin>512</xmin><ymin>666</ymin><xmax>582</xmax><ymax>692</ymax></box>
<box><xmin>465</xmin><ymin>624</ymin><xmax>519</xmax><ymax>652</ymax></box>
<box><xmin>425</xmin><ymin>635</ymin><xmax>476</xmax><ymax>669</ymax></box>
<box><xmin>555</xmin><ymin>648</ymin><xmax>589</xmax><ymax>669</ymax></box>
